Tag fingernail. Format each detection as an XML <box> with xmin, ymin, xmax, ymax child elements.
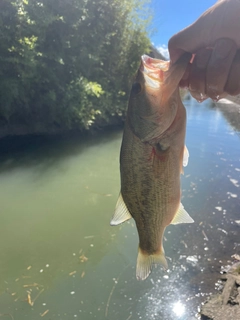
<box><xmin>214</xmin><ymin>38</ymin><xmax>235</xmax><ymax>60</ymax></box>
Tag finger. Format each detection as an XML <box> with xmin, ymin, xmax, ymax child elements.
<box><xmin>206</xmin><ymin>38</ymin><xmax>237</xmax><ymax>100</ymax></box>
<box><xmin>188</xmin><ymin>48</ymin><xmax>212</xmax><ymax>101</ymax></box>
<box><xmin>178</xmin><ymin>62</ymin><xmax>191</xmax><ymax>88</ymax></box>
<box><xmin>162</xmin><ymin>52</ymin><xmax>192</xmax><ymax>101</ymax></box>
<box><xmin>179</xmin><ymin>60</ymin><xmax>201</xmax><ymax>89</ymax></box>
<box><xmin>168</xmin><ymin>4</ymin><xmax>219</xmax><ymax>64</ymax></box>
<box><xmin>179</xmin><ymin>79</ymin><xmax>189</xmax><ymax>88</ymax></box>
<box><xmin>225</xmin><ymin>50</ymin><xmax>240</xmax><ymax>96</ymax></box>
<box><xmin>168</xmin><ymin>1</ymin><xmax>240</xmax><ymax>64</ymax></box>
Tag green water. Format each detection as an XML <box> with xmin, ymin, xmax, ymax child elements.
<box><xmin>0</xmin><ymin>99</ymin><xmax>240</xmax><ymax>319</ymax></box>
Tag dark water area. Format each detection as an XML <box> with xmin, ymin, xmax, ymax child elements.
<box><xmin>0</xmin><ymin>98</ymin><xmax>239</xmax><ymax>320</ymax></box>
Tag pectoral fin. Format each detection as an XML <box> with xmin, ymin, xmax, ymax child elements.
<box><xmin>171</xmin><ymin>203</ymin><xmax>194</xmax><ymax>225</ymax></box>
<box><xmin>181</xmin><ymin>145</ymin><xmax>189</xmax><ymax>174</ymax></box>
<box><xmin>110</xmin><ymin>193</ymin><xmax>132</xmax><ymax>226</ymax></box>
<box><xmin>183</xmin><ymin>145</ymin><xmax>189</xmax><ymax>167</ymax></box>
<box><xmin>136</xmin><ymin>247</ymin><xmax>168</xmax><ymax>281</ymax></box>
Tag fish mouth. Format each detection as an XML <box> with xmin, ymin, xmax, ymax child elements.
<box><xmin>140</xmin><ymin>55</ymin><xmax>169</xmax><ymax>89</ymax></box>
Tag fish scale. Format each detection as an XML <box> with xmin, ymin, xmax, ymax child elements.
<box><xmin>111</xmin><ymin>53</ymin><xmax>194</xmax><ymax>280</ymax></box>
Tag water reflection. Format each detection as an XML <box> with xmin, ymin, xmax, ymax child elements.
<box><xmin>172</xmin><ymin>301</ymin><xmax>185</xmax><ymax>317</ymax></box>
<box><xmin>0</xmin><ymin>99</ymin><xmax>239</xmax><ymax>319</ymax></box>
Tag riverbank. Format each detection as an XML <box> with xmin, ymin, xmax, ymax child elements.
<box><xmin>214</xmin><ymin>95</ymin><xmax>240</xmax><ymax>132</ymax></box>
<box><xmin>200</xmin><ymin>256</ymin><xmax>240</xmax><ymax>320</ymax></box>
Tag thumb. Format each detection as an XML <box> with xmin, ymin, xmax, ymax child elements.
<box><xmin>168</xmin><ymin>0</ymin><xmax>239</xmax><ymax>64</ymax></box>
<box><xmin>168</xmin><ymin>16</ymin><xmax>212</xmax><ymax>64</ymax></box>
<box><xmin>162</xmin><ymin>52</ymin><xmax>192</xmax><ymax>100</ymax></box>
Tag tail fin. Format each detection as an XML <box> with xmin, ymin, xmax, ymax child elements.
<box><xmin>136</xmin><ymin>247</ymin><xmax>168</xmax><ymax>281</ymax></box>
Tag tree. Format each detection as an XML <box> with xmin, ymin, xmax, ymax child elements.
<box><xmin>0</xmin><ymin>0</ymin><xmax>152</xmax><ymax>136</ymax></box>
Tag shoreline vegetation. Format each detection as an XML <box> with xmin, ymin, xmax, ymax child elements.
<box><xmin>1</xmin><ymin>1</ymin><xmax>240</xmax><ymax>141</ymax></box>
<box><xmin>0</xmin><ymin>0</ymin><xmax>159</xmax><ymax>139</ymax></box>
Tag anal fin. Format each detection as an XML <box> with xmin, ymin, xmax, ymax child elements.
<box><xmin>110</xmin><ymin>193</ymin><xmax>132</xmax><ymax>226</ymax></box>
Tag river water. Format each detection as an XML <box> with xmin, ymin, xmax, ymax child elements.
<box><xmin>0</xmin><ymin>98</ymin><xmax>239</xmax><ymax>320</ymax></box>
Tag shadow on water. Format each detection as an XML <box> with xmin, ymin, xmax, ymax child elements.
<box><xmin>0</xmin><ymin>99</ymin><xmax>239</xmax><ymax>319</ymax></box>
<box><xmin>0</xmin><ymin>128</ymin><xmax>122</xmax><ymax>174</ymax></box>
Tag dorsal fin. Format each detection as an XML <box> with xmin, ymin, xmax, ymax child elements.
<box><xmin>110</xmin><ymin>193</ymin><xmax>132</xmax><ymax>226</ymax></box>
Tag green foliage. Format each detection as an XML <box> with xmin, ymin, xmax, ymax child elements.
<box><xmin>0</xmin><ymin>0</ymin><xmax>152</xmax><ymax>134</ymax></box>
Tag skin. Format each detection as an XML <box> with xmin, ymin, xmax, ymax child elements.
<box><xmin>121</xmin><ymin>99</ymin><xmax>185</xmax><ymax>255</ymax></box>
<box><xmin>168</xmin><ymin>0</ymin><xmax>240</xmax><ymax>101</ymax></box>
<box><xmin>120</xmin><ymin>54</ymin><xmax>190</xmax><ymax>263</ymax></box>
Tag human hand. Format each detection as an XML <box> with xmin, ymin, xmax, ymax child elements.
<box><xmin>168</xmin><ymin>0</ymin><xmax>240</xmax><ymax>101</ymax></box>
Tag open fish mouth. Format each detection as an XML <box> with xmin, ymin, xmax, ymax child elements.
<box><xmin>140</xmin><ymin>55</ymin><xmax>169</xmax><ymax>89</ymax></box>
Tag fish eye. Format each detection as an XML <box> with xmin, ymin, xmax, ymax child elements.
<box><xmin>131</xmin><ymin>82</ymin><xmax>142</xmax><ymax>95</ymax></box>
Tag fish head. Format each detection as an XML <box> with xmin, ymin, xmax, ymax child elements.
<box><xmin>127</xmin><ymin>55</ymin><xmax>169</xmax><ymax>141</ymax></box>
<box><xmin>127</xmin><ymin>53</ymin><xmax>191</xmax><ymax>142</ymax></box>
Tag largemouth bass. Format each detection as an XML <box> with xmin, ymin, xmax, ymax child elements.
<box><xmin>111</xmin><ymin>53</ymin><xmax>194</xmax><ymax>280</ymax></box>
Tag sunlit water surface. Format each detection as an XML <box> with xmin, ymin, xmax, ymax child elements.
<box><xmin>0</xmin><ymin>99</ymin><xmax>239</xmax><ymax>320</ymax></box>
